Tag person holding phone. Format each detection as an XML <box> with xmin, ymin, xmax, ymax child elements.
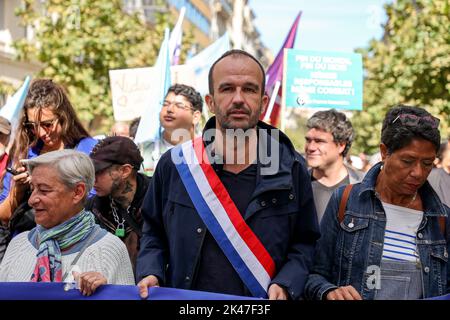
<box><xmin>0</xmin><ymin>79</ymin><xmax>97</xmax><ymax>247</ymax></box>
<box><xmin>0</xmin><ymin>150</ymin><xmax>135</xmax><ymax>294</ymax></box>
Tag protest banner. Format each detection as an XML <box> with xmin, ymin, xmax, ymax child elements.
<box><xmin>282</xmin><ymin>49</ymin><xmax>363</xmax><ymax>110</ymax></box>
<box><xmin>0</xmin><ymin>282</ymin><xmax>257</xmax><ymax>300</ymax></box>
<box><xmin>109</xmin><ymin>65</ymin><xmax>195</xmax><ymax>122</ymax></box>
<box><xmin>109</xmin><ymin>67</ymin><xmax>154</xmax><ymax>122</ymax></box>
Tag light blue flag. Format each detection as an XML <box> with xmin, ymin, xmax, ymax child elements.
<box><xmin>169</xmin><ymin>6</ymin><xmax>185</xmax><ymax>66</ymax></box>
<box><xmin>185</xmin><ymin>32</ymin><xmax>230</xmax><ymax>96</ymax></box>
<box><xmin>0</xmin><ymin>76</ymin><xmax>31</xmax><ymax>127</ymax></box>
<box><xmin>134</xmin><ymin>28</ymin><xmax>172</xmax><ymax>144</ymax></box>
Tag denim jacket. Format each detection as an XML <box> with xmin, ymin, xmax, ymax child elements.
<box><xmin>305</xmin><ymin>162</ymin><xmax>450</xmax><ymax>300</ymax></box>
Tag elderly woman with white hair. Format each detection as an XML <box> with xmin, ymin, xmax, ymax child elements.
<box><xmin>0</xmin><ymin>150</ymin><xmax>135</xmax><ymax>295</ymax></box>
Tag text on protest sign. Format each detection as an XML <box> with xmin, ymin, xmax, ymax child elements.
<box><xmin>109</xmin><ymin>65</ymin><xmax>196</xmax><ymax>121</ymax></box>
<box><xmin>282</xmin><ymin>49</ymin><xmax>363</xmax><ymax>110</ymax></box>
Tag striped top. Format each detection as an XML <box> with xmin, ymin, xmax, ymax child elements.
<box><xmin>381</xmin><ymin>202</ymin><xmax>424</xmax><ymax>262</ymax></box>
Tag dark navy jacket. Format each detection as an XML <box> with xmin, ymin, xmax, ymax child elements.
<box><xmin>136</xmin><ymin>118</ymin><xmax>320</xmax><ymax>300</ymax></box>
<box><xmin>305</xmin><ymin>162</ymin><xmax>450</xmax><ymax>300</ymax></box>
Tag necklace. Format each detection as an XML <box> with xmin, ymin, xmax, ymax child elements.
<box><xmin>405</xmin><ymin>191</ymin><xmax>418</xmax><ymax>209</ymax></box>
<box><xmin>376</xmin><ymin>187</ymin><xmax>418</xmax><ymax>209</ymax></box>
<box><xmin>110</xmin><ymin>199</ymin><xmax>126</xmax><ymax>237</ymax></box>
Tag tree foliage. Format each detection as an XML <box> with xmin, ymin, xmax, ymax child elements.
<box><xmin>12</xmin><ymin>0</ymin><xmax>182</xmax><ymax>134</ymax></box>
<box><xmin>352</xmin><ymin>0</ymin><xmax>450</xmax><ymax>154</ymax></box>
<box><xmin>0</xmin><ymin>80</ymin><xmax>16</xmax><ymax>107</ymax></box>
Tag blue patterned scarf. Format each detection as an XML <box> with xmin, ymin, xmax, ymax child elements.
<box><xmin>31</xmin><ymin>209</ymin><xmax>95</xmax><ymax>282</ymax></box>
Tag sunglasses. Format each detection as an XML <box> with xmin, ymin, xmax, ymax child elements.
<box><xmin>24</xmin><ymin>118</ymin><xmax>58</xmax><ymax>131</ymax></box>
<box><xmin>392</xmin><ymin>113</ymin><xmax>440</xmax><ymax>129</ymax></box>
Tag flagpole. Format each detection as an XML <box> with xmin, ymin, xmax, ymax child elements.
<box><xmin>280</xmin><ymin>98</ymin><xmax>286</xmax><ymax>132</ymax></box>
<box><xmin>134</xmin><ymin>28</ymin><xmax>171</xmax><ymax>144</ymax></box>
<box><xmin>263</xmin><ymin>80</ymin><xmax>280</xmax><ymax>123</ymax></box>
<box><xmin>262</xmin><ymin>11</ymin><xmax>301</xmax><ymax>126</ymax></box>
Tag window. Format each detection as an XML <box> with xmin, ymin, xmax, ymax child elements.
<box><xmin>167</xmin><ymin>0</ymin><xmax>210</xmax><ymax>35</ymax></box>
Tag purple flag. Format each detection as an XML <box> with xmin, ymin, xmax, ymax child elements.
<box><xmin>261</xmin><ymin>12</ymin><xmax>301</xmax><ymax>126</ymax></box>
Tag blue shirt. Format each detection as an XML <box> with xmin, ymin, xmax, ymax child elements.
<box><xmin>0</xmin><ymin>137</ymin><xmax>98</xmax><ymax>203</ymax></box>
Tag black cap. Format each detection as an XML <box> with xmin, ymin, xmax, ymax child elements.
<box><xmin>90</xmin><ymin>136</ymin><xmax>143</xmax><ymax>173</ymax></box>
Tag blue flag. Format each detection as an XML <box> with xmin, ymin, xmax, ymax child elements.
<box><xmin>0</xmin><ymin>76</ymin><xmax>31</xmax><ymax>128</ymax></box>
<box><xmin>134</xmin><ymin>28</ymin><xmax>172</xmax><ymax>144</ymax></box>
<box><xmin>185</xmin><ymin>32</ymin><xmax>230</xmax><ymax>96</ymax></box>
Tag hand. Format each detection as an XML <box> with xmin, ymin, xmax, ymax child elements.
<box><xmin>137</xmin><ymin>275</ymin><xmax>160</xmax><ymax>299</ymax></box>
<box><xmin>268</xmin><ymin>283</ymin><xmax>288</xmax><ymax>300</ymax></box>
<box><xmin>326</xmin><ymin>285</ymin><xmax>362</xmax><ymax>300</ymax></box>
<box><xmin>0</xmin><ymin>166</ymin><xmax>31</xmax><ymax>223</ymax></box>
<box><xmin>73</xmin><ymin>271</ymin><xmax>107</xmax><ymax>296</ymax></box>
<box><xmin>11</xmin><ymin>166</ymin><xmax>31</xmax><ymax>188</ymax></box>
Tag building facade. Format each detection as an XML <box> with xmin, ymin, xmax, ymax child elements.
<box><xmin>0</xmin><ymin>0</ymin><xmax>41</xmax><ymax>104</ymax></box>
<box><xmin>210</xmin><ymin>0</ymin><xmax>271</xmax><ymax>67</ymax></box>
<box><xmin>124</xmin><ymin>0</ymin><xmax>271</xmax><ymax>65</ymax></box>
<box><xmin>0</xmin><ymin>0</ymin><xmax>271</xmax><ymax>104</ymax></box>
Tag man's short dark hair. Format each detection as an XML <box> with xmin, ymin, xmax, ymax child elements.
<box><xmin>208</xmin><ymin>49</ymin><xmax>266</xmax><ymax>97</ymax></box>
<box><xmin>381</xmin><ymin>105</ymin><xmax>441</xmax><ymax>154</ymax></box>
<box><xmin>129</xmin><ymin>117</ymin><xmax>140</xmax><ymax>139</ymax></box>
<box><xmin>166</xmin><ymin>84</ymin><xmax>203</xmax><ymax>112</ymax></box>
<box><xmin>306</xmin><ymin>109</ymin><xmax>354</xmax><ymax>157</ymax></box>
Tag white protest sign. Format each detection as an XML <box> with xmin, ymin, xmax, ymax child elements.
<box><xmin>109</xmin><ymin>67</ymin><xmax>154</xmax><ymax>121</ymax></box>
<box><xmin>109</xmin><ymin>65</ymin><xmax>196</xmax><ymax>121</ymax></box>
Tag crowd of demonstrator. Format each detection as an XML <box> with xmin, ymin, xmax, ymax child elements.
<box><xmin>0</xmin><ymin>49</ymin><xmax>449</xmax><ymax>300</ymax></box>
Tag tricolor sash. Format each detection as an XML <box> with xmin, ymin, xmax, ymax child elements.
<box><xmin>171</xmin><ymin>137</ymin><xmax>276</xmax><ymax>298</ymax></box>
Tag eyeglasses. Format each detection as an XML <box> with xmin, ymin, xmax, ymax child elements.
<box><xmin>161</xmin><ymin>100</ymin><xmax>194</xmax><ymax>111</ymax></box>
<box><xmin>392</xmin><ymin>114</ymin><xmax>440</xmax><ymax>129</ymax></box>
<box><xmin>24</xmin><ymin>118</ymin><xmax>58</xmax><ymax>131</ymax></box>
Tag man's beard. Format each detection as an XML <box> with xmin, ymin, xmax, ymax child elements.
<box><xmin>110</xmin><ymin>178</ymin><xmax>122</xmax><ymax>197</ymax></box>
<box><xmin>214</xmin><ymin>100</ymin><xmax>262</xmax><ymax>131</ymax></box>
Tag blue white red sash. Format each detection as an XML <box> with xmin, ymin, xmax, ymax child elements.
<box><xmin>171</xmin><ymin>137</ymin><xmax>276</xmax><ymax>298</ymax></box>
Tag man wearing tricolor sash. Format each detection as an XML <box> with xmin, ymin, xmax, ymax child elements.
<box><xmin>137</xmin><ymin>50</ymin><xmax>320</xmax><ymax>300</ymax></box>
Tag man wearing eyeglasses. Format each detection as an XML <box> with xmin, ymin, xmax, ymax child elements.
<box><xmin>138</xmin><ymin>84</ymin><xmax>203</xmax><ymax>177</ymax></box>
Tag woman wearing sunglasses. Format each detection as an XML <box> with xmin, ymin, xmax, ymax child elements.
<box><xmin>305</xmin><ymin>105</ymin><xmax>449</xmax><ymax>300</ymax></box>
<box><xmin>0</xmin><ymin>79</ymin><xmax>97</xmax><ymax>237</ymax></box>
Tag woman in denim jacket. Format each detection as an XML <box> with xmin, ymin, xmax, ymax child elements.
<box><xmin>305</xmin><ymin>105</ymin><xmax>450</xmax><ymax>300</ymax></box>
